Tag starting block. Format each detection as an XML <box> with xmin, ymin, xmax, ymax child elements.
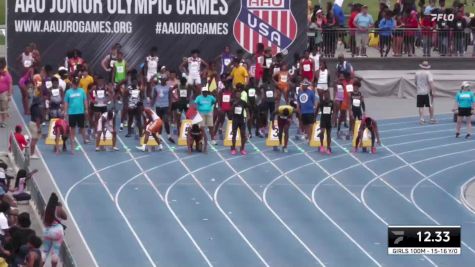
<box><xmin>97</xmin><ymin>131</ymin><xmax>113</xmax><ymax>147</ymax></box>
<box><xmin>140</xmin><ymin>134</ymin><xmax>160</xmax><ymax>146</ymax></box>
<box><xmin>45</xmin><ymin>119</ymin><xmax>61</xmax><ymax>145</ymax></box>
<box><xmin>266</xmin><ymin>120</ymin><xmax>285</xmax><ymax>147</ymax></box>
<box><xmin>309</xmin><ymin>122</ymin><xmax>328</xmax><ymax>147</ymax></box>
<box><xmin>178</xmin><ymin>120</ymin><xmax>193</xmax><ymax>146</ymax></box>
<box><xmin>352</xmin><ymin>120</ymin><xmax>372</xmax><ymax>148</ymax></box>
<box><xmin>224</xmin><ymin>120</ymin><xmax>241</xmax><ymax>147</ymax></box>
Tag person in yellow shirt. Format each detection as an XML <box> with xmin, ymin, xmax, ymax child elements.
<box><xmin>79</xmin><ymin>67</ymin><xmax>94</xmax><ymax>95</ymax></box>
<box><xmin>228</xmin><ymin>59</ymin><xmax>248</xmax><ymax>88</ymax></box>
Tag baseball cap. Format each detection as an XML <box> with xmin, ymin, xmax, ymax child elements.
<box><xmin>201</xmin><ymin>87</ymin><xmax>209</xmax><ymax>92</ymax></box>
<box><xmin>462</xmin><ymin>81</ymin><xmax>471</xmax><ymax>88</ymax></box>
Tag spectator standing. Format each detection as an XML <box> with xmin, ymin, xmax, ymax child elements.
<box><xmin>322</xmin><ymin>10</ymin><xmax>337</xmax><ymax>58</ymax></box>
<box><xmin>353</xmin><ymin>5</ymin><xmax>374</xmax><ymax>57</ymax></box>
<box><xmin>470</xmin><ymin>15</ymin><xmax>475</xmax><ymax>57</ymax></box>
<box><xmin>421</xmin><ymin>10</ymin><xmax>435</xmax><ymax>57</ymax></box>
<box><xmin>415</xmin><ymin>61</ymin><xmax>436</xmax><ymax>124</ymax></box>
<box><xmin>332</xmin><ymin>2</ymin><xmax>347</xmax><ymax>48</ymax></box>
<box><xmin>378</xmin><ymin>10</ymin><xmax>396</xmax><ymax>57</ymax></box>
<box><xmin>336</xmin><ymin>54</ymin><xmax>354</xmax><ymax>78</ymax></box>
<box><xmin>28</xmin><ymin>95</ymin><xmax>42</xmax><ymax>159</ymax></box>
<box><xmin>403</xmin><ymin>10</ymin><xmax>419</xmax><ymax>57</ymax></box>
<box><xmin>348</xmin><ymin>4</ymin><xmax>362</xmax><ymax>57</ymax></box>
<box><xmin>437</xmin><ymin>8</ymin><xmax>450</xmax><ymax>56</ymax></box>
<box><xmin>393</xmin><ymin>14</ymin><xmax>404</xmax><ymax>56</ymax></box>
<box><xmin>42</xmin><ymin>193</ymin><xmax>67</xmax><ymax>267</ymax></box>
<box><xmin>64</xmin><ymin>76</ymin><xmax>89</xmax><ymax>150</ymax></box>
<box><xmin>452</xmin><ymin>11</ymin><xmax>467</xmax><ymax>56</ymax></box>
<box><xmin>0</xmin><ymin>59</ymin><xmax>12</xmax><ymax>128</ymax></box>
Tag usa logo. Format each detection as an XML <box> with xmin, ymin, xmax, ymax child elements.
<box><xmin>233</xmin><ymin>0</ymin><xmax>298</xmax><ymax>54</ymax></box>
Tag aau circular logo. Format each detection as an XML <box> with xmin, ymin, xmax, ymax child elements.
<box><xmin>299</xmin><ymin>93</ymin><xmax>308</xmax><ymax>104</ymax></box>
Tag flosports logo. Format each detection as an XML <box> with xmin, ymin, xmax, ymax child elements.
<box><xmin>233</xmin><ymin>0</ymin><xmax>297</xmax><ymax>54</ymax></box>
<box><xmin>430</xmin><ymin>13</ymin><xmax>455</xmax><ymax>22</ymax></box>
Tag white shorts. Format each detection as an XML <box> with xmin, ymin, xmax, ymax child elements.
<box><xmin>147</xmin><ymin>72</ymin><xmax>157</xmax><ymax>82</ymax></box>
<box><xmin>316</xmin><ymin>84</ymin><xmax>328</xmax><ymax>91</ymax></box>
<box><xmin>187</xmin><ymin>75</ymin><xmax>201</xmax><ymax>86</ymax></box>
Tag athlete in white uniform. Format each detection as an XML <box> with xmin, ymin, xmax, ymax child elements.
<box><xmin>145</xmin><ymin>47</ymin><xmax>159</xmax><ymax>82</ymax></box>
<box><xmin>315</xmin><ymin>61</ymin><xmax>329</xmax><ymax>99</ymax></box>
<box><xmin>180</xmin><ymin>49</ymin><xmax>209</xmax><ymax>98</ymax></box>
<box><xmin>95</xmin><ymin>111</ymin><xmax>119</xmax><ymax>151</ymax></box>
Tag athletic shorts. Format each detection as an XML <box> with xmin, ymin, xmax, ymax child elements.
<box><xmin>146</xmin><ymin>119</ymin><xmax>163</xmax><ymax>134</ymax></box>
<box><xmin>301</xmin><ymin>113</ymin><xmax>316</xmax><ymax>126</ymax></box>
<box><xmin>28</xmin><ymin>121</ymin><xmax>40</xmax><ymax>139</ymax></box>
<box><xmin>320</xmin><ymin>118</ymin><xmax>332</xmax><ymax>129</ymax></box>
<box><xmin>316</xmin><ymin>84</ymin><xmax>328</xmax><ymax>91</ymax></box>
<box><xmin>277</xmin><ymin>117</ymin><xmax>291</xmax><ymax>129</ymax></box>
<box><xmin>458</xmin><ymin>107</ymin><xmax>472</xmax><ymax>117</ymax></box>
<box><xmin>199</xmin><ymin>112</ymin><xmax>214</xmax><ymax>128</ymax></box>
<box><xmin>0</xmin><ymin>92</ymin><xmax>8</xmax><ymax>113</ymax></box>
<box><xmin>187</xmin><ymin>75</ymin><xmax>201</xmax><ymax>86</ymax></box>
<box><xmin>352</xmin><ymin>108</ymin><xmax>363</xmax><ymax>120</ymax></box>
<box><xmin>417</xmin><ymin>94</ymin><xmax>431</xmax><ymax>108</ymax></box>
<box><xmin>93</xmin><ymin>106</ymin><xmax>107</xmax><ymax>114</ymax></box>
<box><xmin>68</xmin><ymin>114</ymin><xmax>85</xmax><ymax>128</ymax></box>
<box><xmin>232</xmin><ymin>119</ymin><xmax>246</xmax><ymax>135</ymax></box>
<box><xmin>172</xmin><ymin>101</ymin><xmax>188</xmax><ymax>113</ymax></box>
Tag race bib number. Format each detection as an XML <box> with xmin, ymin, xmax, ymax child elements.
<box><xmin>131</xmin><ymin>90</ymin><xmax>140</xmax><ymax>98</ymax></box>
<box><xmin>45</xmin><ymin>81</ymin><xmax>53</xmax><ymax>89</ymax></box>
<box><xmin>346</xmin><ymin>84</ymin><xmax>353</xmax><ymax>93</ymax></box>
<box><xmin>116</xmin><ymin>66</ymin><xmax>124</xmax><ymax>73</ymax></box>
<box><xmin>266</xmin><ymin>90</ymin><xmax>274</xmax><ymax>98</ymax></box>
<box><xmin>180</xmin><ymin>89</ymin><xmax>187</xmax><ymax>97</ymax></box>
<box><xmin>273</xmin><ymin>67</ymin><xmax>280</xmax><ymax>75</ymax></box>
<box><xmin>51</xmin><ymin>89</ymin><xmax>60</xmax><ymax>97</ymax></box>
<box><xmin>323</xmin><ymin>106</ymin><xmax>331</xmax><ymax>114</ymax></box>
<box><xmin>248</xmin><ymin>88</ymin><xmax>256</xmax><ymax>97</ymax></box>
<box><xmin>23</xmin><ymin>60</ymin><xmax>32</xmax><ymax>68</ymax></box>
<box><xmin>234</xmin><ymin>106</ymin><xmax>243</xmax><ymax>115</ymax></box>
<box><xmin>223</xmin><ymin>94</ymin><xmax>231</xmax><ymax>103</ymax></box>
<box><xmin>303</xmin><ymin>64</ymin><xmax>311</xmax><ymax>72</ymax></box>
<box><xmin>337</xmin><ymin>85</ymin><xmax>344</xmax><ymax>93</ymax></box>
<box><xmin>352</xmin><ymin>99</ymin><xmax>361</xmax><ymax>107</ymax></box>
<box><xmin>250</xmin><ymin>65</ymin><xmax>256</xmax><ymax>77</ymax></box>
<box><xmin>97</xmin><ymin>90</ymin><xmax>105</xmax><ymax>98</ymax></box>
<box><xmin>457</xmin><ymin>22</ymin><xmax>462</xmax><ymax>28</ymax></box>
<box><xmin>223</xmin><ymin>58</ymin><xmax>231</xmax><ymax>66</ymax></box>
<box><xmin>257</xmin><ymin>56</ymin><xmax>264</xmax><ymax>64</ymax></box>
<box><xmin>265</xmin><ymin>58</ymin><xmax>273</xmax><ymax>67</ymax></box>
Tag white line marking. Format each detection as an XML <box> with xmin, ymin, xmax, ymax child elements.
<box><xmin>386</xmin><ymin>135</ymin><xmax>454</xmax><ymax>147</ymax></box>
<box><xmin>10</xmin><ymin>99</ymin><xmax>99</xmax><ymax>267</ymax></box>
<box><xmin>379</xmin><ymin>121</ymin><xmax>453</xmax><ymax>133</ymax></box>
<box><xmin>382</xmin><ymin>129</ymin><xmax>453</xmax><ymax>140</ymax></box>
<box><xmin>460</xmin><ymin>176</ymin><xmax>475</xmax><ymax>214</ymax></box>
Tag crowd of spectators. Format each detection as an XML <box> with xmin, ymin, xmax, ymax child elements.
<box><xmin>307</xmin><ymin>0</ymin><xmax>475</xmax><ymax>57</ymax></box>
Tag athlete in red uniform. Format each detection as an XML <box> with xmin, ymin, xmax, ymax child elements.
<box><xmin>300</xmin><ymin>50</ymin><xmax>315</xmax><ymax>83</ymax></box>
<box><xmin>53</xmin><ymin>118</ymin><xmax>70</xmax><ymax>154</ymax></box>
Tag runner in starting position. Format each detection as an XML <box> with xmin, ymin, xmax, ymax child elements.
<box><xmin>354</xmin><ymin>116</ymin><xmax>381</xmax><ymax>154</ymax></box>
<box><xmin>52</xmin><ymin>117</ymin><xmax>70</xmax><ymax>154</ymax></box>
<box><xmin>271</xmin><ymin>103</ymin><xmax>297</xmax><ymax>153</ymax></box>
<box><xmin>137</xmin><ymin>105</ymin><xmax>163</xmax><ymax>151</ymax></box>
<box><xmin>95</xmin><ymin>110</ymin><xmax>119</xmax><ymax>151</ymax></box>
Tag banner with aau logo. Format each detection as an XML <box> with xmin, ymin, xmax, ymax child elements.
<box><xmin>7</xmin><ymin>0</ymin><xmax>306</xmax><ymax>76</ymax></box>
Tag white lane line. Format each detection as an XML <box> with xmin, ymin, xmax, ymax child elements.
<box><xmin>377</xmin><ymin>117</ymin><xmax>452</xmax><ymax>128</ymax></box>
<box><xmin>212</xmin><ymin>142</ymin><xmax>325</xmax><ymax>267</ymax></box>
<box><xmin>75</xmin><ymin>139</ymin><xmax>114</xmax><ymax>200</ymax></box>
<box><xmin>411</xmin><ymin>159</ymin><xmax>475</xmax><ymax>255</ymax></box>
<box><xmin>115</xmin><ymin>155</ymin><xmax>213</xmax><ymax>267</ymax></box>
<box><xmin>11</xmin><ymin>99</ymin><xmax>100</xmax><ymax>267</ymax></box>
<box><xmin>379</xmin><ymin>121</ymin><xmax>453</xmax><ymax>133</ymax></box>
<box><xmin>460</xmin><ymin>176</ymin><xmax>475</xmax><ymax>214</ymax></box>
<box><xmin>282</xmin><ymin>139</ymin><xmax>382</xmax><ymax>267</ymax></box>
<box><xmin>386</xmin><ymin>135</ymin><xmax>454</xmax><ymax>147</ymax></box>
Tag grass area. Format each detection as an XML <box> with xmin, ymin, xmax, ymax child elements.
<box><xmin>312</xmin><ymin>0</ymin><xmax>475</xmax><ymax>18</ymax></box>
<box><xmin>0</xmin><ymin>0</ymin><xmax>4</xmax><ymax>25</ymax></box>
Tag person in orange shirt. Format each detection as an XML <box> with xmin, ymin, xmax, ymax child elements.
<box><xmin>274</xmin><ymin>63</ymin><xmax>290</xmax><ymax>105</ymax></box>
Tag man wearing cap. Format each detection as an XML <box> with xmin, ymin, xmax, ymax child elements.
<box><xmin>64</xmin><ymin>76</ymin><xmax>89</xmax><ymax>150</ymax></box>
<box><xmin>353</xmin><ymin>5</ymin><xmax>374</xmax><ymax>57</ymax></box>
<box><xmin>297</xmin><ymin>79</ymin><xmax>317</xmax><ymax>139</ymax></box>
<box><xmin>415</xmin><ymin>61</ymin><xmax>436</xmax><ymax>124</ymax></box>
<box><xmin>453</xmin><ymin>81</ymin><xmax>475</xmax><ymax>138</ymax></box>
<box><xmin>194</xmin><ymin>87</ymin><xmax>216</xmax><ymax>134</ymax></box>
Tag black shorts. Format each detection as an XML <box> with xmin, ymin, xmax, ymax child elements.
<box><xmin>93</xmin><ymin>106</ymin><xmax>107</xmax><ymax>113</ymax></box>
<box><xmin>458</xmin><ymin>107</ymin><xmax>472</xmax><ymax>117</ymax></box>
<box><xmin>69</xmin><ymin>114</ymin><xmax>85</xmax><ymax>128</ymax></box>
<box><xmin>417</xmin><ymin>94</ymin><xmax>431</xmax><ymax>108</ymax></box>
<box><xmin>172</xmin><ymin>100</ymin><xmax>188</xmax><ymax>113</ymax></box>
<box><xmin>301</xmin><ymin>113</ymin><xmax>316</xmax><ymax>126</ymax></box>
<box><xmin>156</xmin><ymin>107</ymin><xmax>169</xmax><ymax>119</ymax></box>
<box><xmin>232</xmin><ymin>119</ymin><xmax>246</xmax><ymax>134</ymax></box>
<box><xmin>352</xmin><ymin>108</ymin><xmax>362</xmax><ymax>120</ymax></box>
<box><xmin>320</xmin><ymin>118</ymin><xmax>332</xmax><ymax>129</ymax></box>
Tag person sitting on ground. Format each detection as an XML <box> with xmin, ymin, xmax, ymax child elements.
<box><xmin>52</xmin><ymin>117</ymin><xmax>70</xmax><ymax>154</ymax></box>
<box><xmin>11</xmin><ymin>169</ymin><xmax>38</xmax><ymax>202</ymax></box>
<box><xmin>95</xmin><ymin>110</ymin><xmax>119</xmax><ymax>151</ymax></box>
<box><xmin>354</xmin><ymin>116</ymin><xmax>381</xmax><ymax>154</ymax></box>
<box><xmin>271</xmin><ymin>102</ymin><xmax>297</xmax><ymax>153</ymax></box>
<box><xmin>24</xmin><ymin>234</ymin><xmax>42</xmax><ymax>267</ymax></box>
<box><xmin>10</xmin><ymin>125</ymin><xmax>28</xmax><ymax>152</ymax></box>
<box><xmin>5</xmin><ymin>212</ymin><xmax>36</xmax><ymax>266</ymax></box>
<box><xmin>453</xmin><ymin>81</ymin><xmax>475</xmax><ymax>139</ymax></box>
<box><xmin>136</xmin><ymin>104</ymin><xmax>163</xmax><ymax>152</ymax></box>
<box><xmin>187</xmin><ymin>123</ymin><xmax>207</xmax><ymax>154</ymax></box>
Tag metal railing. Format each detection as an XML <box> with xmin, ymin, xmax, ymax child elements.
<box><xmin>306</xmin><ymin>27</ymin><xmax>475</xmax><ymax>58</ymax></box>
<box><xmin>9</xmin><ymin>130</ymin><xmax>76</xmax><ymax>267</ymax></box>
